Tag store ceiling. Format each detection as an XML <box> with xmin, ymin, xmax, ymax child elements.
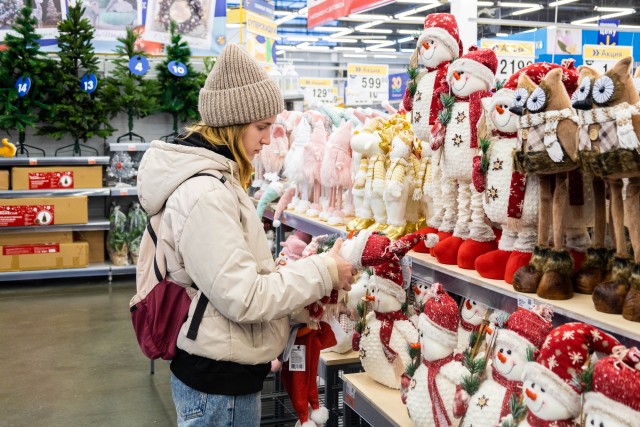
<box><xmin>262</xmin><ymin>0</ymin><xmax>639</xmax><ymax>55</ymax></box>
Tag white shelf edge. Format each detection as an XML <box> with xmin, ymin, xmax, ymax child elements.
<box><xmin>0</xmin><ymin>156</ymin><xmax>110</xmax><ymax>166</ymax></box>
<box><xmin>0</xmin><ymin>219</ymin><xmax>110</xmax><ymax>234</ymax></box>
<box><xmin>0</xmin><ymin>262</ymin><xmax>111</xmax><ymax>281</ymax></box>
<box><xmin>109</xmin><ymin>186</ymin><xmax>138</xmax><ymax>197</ymax></box>
<box><xmin>0</xmin><ymin>188</ymin><xmax>110</xmax><ymax>198</ymax></box>
<box><xmin>107</xmin><ymin>143</ymin><xmax>150</xmax><ymax>152</ymax></box>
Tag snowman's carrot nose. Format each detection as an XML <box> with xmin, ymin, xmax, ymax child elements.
<box><xmin>525</xmin><ymin>388</ymin><xmax>537</xmax><ymax>401</ymax></box>
<box><xmin>453</xmin><ymin>71</ymin><xmax>461</xmax><ymax>80</ymax></box>
<box><xmin>497</xmin><ymin>352</ymin><xmax>507</xmax><ymax>363</ymax></box>
<box><xmin>422</xmin><ymin>41</ymin><xmax>430</xmax><ymax>50</ymax></box>
<box><xmin>496</xmin><ymin>105</ymin><xmax>505</xmax><ymax>114</ymax></box>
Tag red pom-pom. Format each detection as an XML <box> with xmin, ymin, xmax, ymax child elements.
<box><xmin>468</xmin><ymin>45</ymin><xmax>478</xmax><ymax>52</ymax></box>
<box><xmin>472</xmin><ymin>156</ymin><xmax>485</xmax><ymax>193</ymax></box>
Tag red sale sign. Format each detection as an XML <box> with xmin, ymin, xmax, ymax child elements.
<box><xmin>307</xmin><ymin>0</ymin><xmax>393</xmax><ymax>29</ymax></box>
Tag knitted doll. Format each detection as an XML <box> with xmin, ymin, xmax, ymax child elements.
<box><xmin>430</xmin><ymin>47</ymin><xmax>499</xmax><ymax>268</ymax></box>
<box><xmin>583</xmin><ymin>346</ymin><xmax>640</xmax><ymax>427</ymax></box>
<box><xmin>510</xmin><ymin>65</ymin><xmax>585</xmax><ymax>301</ymax></box>
<box><xmin>572</xmin><ymin>57</ymin><xmax>640</xmax><ymax>321</ymax></box>
<box><xmin>284</xmin><ymin>118</ymin><xmax>311</xmax><ymax>212</ymax></box>
<box><xmin>303</xmin><ymin>121</ymin><xmax>327</xmax><ymax>217</ymax></box>
<box><xmin>402</xmin><ymin>283</ymin><xmax>466</xmax><ymax>427</ymax></box>
<box><xmin>456</xmin><ymin>307</ymin><xmax>553</xmax><ymax>427</ymax></box>
<box><xmin>340</xmin><ymin>231</ymin><xmax>428</xmax><ymax>389</ymax></box>
<box><xmin>320</xmin><ymin>120</ymin><xmax>353</xmax><ymax>226</ymax></box>
<box><xmin>404</xmin><ymin>13</ymin><xmax>462</xmax><ymax>239</ymax></box>
<box><xmin>501</xmin><ymin>322</ymin><xmax>619</xmax><ymax>427</ymax></box>
<box><xmin>474</xmin><ymin>82</ymin><xmax>539</xmax><ymax>283</ymax></box>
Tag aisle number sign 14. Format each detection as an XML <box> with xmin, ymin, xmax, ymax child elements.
<box><xmin>299</xmin><ymin>78</ymin><xmax>337</xmax><ymax>104</ymax></box>
<box><xmin>480</xmin><ymin>39</ymin><xmax>535</xmax><ymax>82</ymax></box>
<box><xmin>346</xmin><ymin>63</ymin><xmax>389</xmax><ymax>106</ymax></box>
<box><xmin>583</xmin><ymin>45</ymin><xmax>633</xmax><ymax>75</ymax></box>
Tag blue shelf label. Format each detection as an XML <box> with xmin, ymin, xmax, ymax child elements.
<box><xmin>80</xmin><ymin>73</ymin><xmax>98</xmax><ymax>93</ymax></box>
<box><xmin>168</xmin><ymin>61</ymin><xmax>188</xmax><ymax>77</ymax></box>
<box><xmin>129</xmin><ymin>55</ymin><xmax>149</xmax><ymax>75</ymax></box>
<box><xmin>15</xmin><ymin>76</ymin><xmax>31</xmax><ymax>97</ymax></box>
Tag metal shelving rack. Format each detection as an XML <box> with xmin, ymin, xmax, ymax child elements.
<box><xmin>0</xmin><ymin>157</ymin><xmax>110</xmax><ymax>166</ymax></box>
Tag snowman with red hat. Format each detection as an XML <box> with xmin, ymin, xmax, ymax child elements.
<box><xmin>341</xmin><ymin>231</ymin><xmax>427</xmax><ymax>389</ymax></box>
<box><xmin>429</xmin><ymin>46</ymin><xmax>499</xmax><ymax>269</ymax></box>
<box><xmin>402</xmin><ymin>283</ymin><xmax>466</xmax><ymax>427</ymax></box>
<box><xmin>583</xmin><ymin>345</ymin><xmax>640</xmax><ymax>427</ymax></box>
<box><xmin>403</xmin><ymin>13</ymin><xmax>463</xmax><ymax>246</ymax></box>
<box><xmin>409</xmin><ymin>279</ymin><xmax>430</xmax><ymax>327</ymax></box>
<box><xmin>501</xmin><ymin>322</ymin><xmax>619</xmax><ymax>427</ymax></box>
<box><xmin>456</xmin><ymin>298</ymin><xmax>490</xmax><ymax>354</ymax></box>
<box><xmin>456</xmin><ymin>306</ymin><xmax>553</xmax><ymax>427</ymax></box>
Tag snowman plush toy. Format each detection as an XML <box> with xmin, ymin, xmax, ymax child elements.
<box><xmin>456</xmin><ymin>306</ymin><xmax>553</xmax><ymax>427</ymax></box>
<box><xmin>456</xmin><ymin>298</ymin><xmax>489</xmax><ymax>354</ymax></box>
<box><xmin>430</xmin><ymin>46</ymin><xmax>499</xmax><ymax>269</ymax></box>
<box><xmin>502</xmin><ymin>322</ymin><xmax>620</xmax><ymax>427</ymax></box>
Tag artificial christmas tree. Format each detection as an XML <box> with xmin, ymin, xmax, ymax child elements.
<box><xmin>0</xmin><ymin>0</ymin><xmax>55</xmax><ymax>156</ymax></box>
<box><xmin>102</xmin><ymin>27</ymin><xmax>159</xmax><ymax>143</ymax></box>
<box><xmin>38</xmin><ymin>0</ymin><xmax>114</xmax><ymax>156</ymax></box>
<box><xmin>155</xmin><ymin>20</ymin><xmax>202</xmax><ymax>141</ymax></box>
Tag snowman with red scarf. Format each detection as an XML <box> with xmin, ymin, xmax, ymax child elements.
<box><xmin>456</xmin><ymin>298</ymin><xmax>489</xmax><ymax>354</ymax></box>
<box><xmin>430</xmin><ymin>47</ymin><xmax>499</xmax><ymax>269</ymax></box>
<box><xmin>403</xmin><ymin>13</ymin><xmax>463</xmax><ymax>242</ymax></box>
<box><xmin>501</xmin><ymin>322</ymin><xmax>620</xmax><ymax>427</ymax></box>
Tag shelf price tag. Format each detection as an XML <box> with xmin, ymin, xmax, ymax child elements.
<box><xmin>80</xmin><ymin>73</ymin><xmax>98</xmax><ymax>93</ymax></box>
<box><xmin>168</xmin><ymin>61</ymin><xmax>188</xmax><ymax>77</ymax></box>
<box><xmin>345</xmin><ymin>63</ymin><xmax>389</xmax><ymax>106</ymax></box>
<box><xmin>87</xmin><ymin>158</ymin><xmax>97</xmax><ymax>165</ymax></box>
<box><xmin>517</xmin><ymin>295</ymin><xmax>535</xmax><ymax>310</ymax></box>
<box><xmin>299</xmin><ymin>78</ymin><xmax>337</xmax><ymax>105</ymax></box>
<box><xmin>127</xmin><ymin>144</ymin><xmax>136</xmax><ymax>151</ymax></box>
<box><xmin>15</xmin><ymin>76</ymin><xmax>31</xmax><ymax>97</ymax></box>
<box><xmin>401</xmin><ymin>256</ymin><xmax>412</xmax><ymax>290</ymax></box>
<box><xmin>344</xmin><ymin>382</ymin><xmax>356</xmax><ymax>408</ymax></box>
<box><xmin>583</xmin><ymin>45</ymin><xmax>633</xmax><ymax>75</ymax></box>
<box><xmin>129</xmin><ymin>55</ymin><xmax>150</xmax><ymax>76</ymax></box>
<box><xmin>480</xmin><ymin>40</ymin><xmax>535</xmax><ymax>83</ymax></box>
<box><xmin>29</xmin><ymin>159</ymin><xmax>38</xmax><ymax>166</ymax></box>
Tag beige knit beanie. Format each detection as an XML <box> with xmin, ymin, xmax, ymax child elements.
<box><xmin>198</xmin><ymin>44</ymin><xmax>284</xmax><ymax>127</ymax></box>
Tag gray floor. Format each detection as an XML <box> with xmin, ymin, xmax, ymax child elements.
<box><xmin>0</xmin><ymin>278</ymin><xmax>176</xmax><ymax>427</ymax></box>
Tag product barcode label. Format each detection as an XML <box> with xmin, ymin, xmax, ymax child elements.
<box><xmin>401</xmin><ymin>256</ymin><xmax>412</xmax><ymax>289</ymax></box>
<box><xmin>517</xmin><ymin>295</ymin><xmax>535</xmax><ymax>310</ymax></box>
<box><xmin>289</xmin><ymin>345</ymin><xmax>306</xmax><ymax>371</ymax></box>
<box><xmin>344</xmin><ymin>382</ymin><xmax>356</xmax><ymax>408</ymax></box>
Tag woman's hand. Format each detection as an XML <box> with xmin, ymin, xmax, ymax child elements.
<box><xmin>327</xmin><ymin>238</ymin><xmax>357</xmax><ymax>291</ymax></box>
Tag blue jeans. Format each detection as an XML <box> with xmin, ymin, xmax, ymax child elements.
<box><xmin>171</xmin><ymin>374</ymin><xmax>261</xmax><ymax>427</ymax></box>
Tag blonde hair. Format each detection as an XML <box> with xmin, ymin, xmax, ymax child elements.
<box><xmin>185</xmin><ymin>121</ymin><xmax>253</xmax><ymax>188</ymax></box>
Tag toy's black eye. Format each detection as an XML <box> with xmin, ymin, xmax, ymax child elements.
<box><xmin>499</xmin><ymin>348</ymin><xmax>504</xmax><ymax>353</ymax></box>
<box><xmin>513</xmin><ymin>87</ymin><xmax>529</xmax><ymax>107</ymax></box>
<box><xmin>507</xmin><ymin>349</ymin><xmax>512</xmax><ymax>355</ymax></box>
<box><xmin>571</xmin><ymin>76</ymin><xmax>591</xmax><ymax>102</ymax></box>
<box><xmin>592</xmin><ymin>75</ymin><xmax>615</xmax><ymax>105</ymax></box>
<box><xmin>590</xmin><ymin>420</ymin><xmax>594</xmax><ymax>426</ymax></box>
<box><xmin>540</xmin><ymin>387</ymin><xmax>545</xmax><ymax>393</ymax></box>
<box><xmin>526</xmin><ymin>87</ymin><xmax>547</xmax><ymax>112</ymax></box>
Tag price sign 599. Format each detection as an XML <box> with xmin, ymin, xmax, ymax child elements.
<box><xmin>346</xmin><ymin>63</ymin><xmax>389</xmax><ymax>106</ymax></box>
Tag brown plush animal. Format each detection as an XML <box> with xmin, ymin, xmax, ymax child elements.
<box><xmin>573</xmin><ymin>57</ymin><xmax>640</xmax><ymax>321</ymax></box>
<box><xmin>511</xmin><ymin>67</ymin><xmax>581</xmax><ymax>300</ymax></box>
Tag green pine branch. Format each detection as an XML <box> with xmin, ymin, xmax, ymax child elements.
<box><xmin>480</xmin><ymin>138</ymin><xmax>492</xmax><ymax>173</ymax></box>
<box><xmin>404</xmin><ymin>360</ymin><xmax>419</xmax><ymax>378</ymax></box>
<box><xmin>526</xmin><ymin>346</ymin><xmax>536</xmax><ymax>362</ymax></box>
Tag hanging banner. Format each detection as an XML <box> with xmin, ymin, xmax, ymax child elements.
<box><xmin>307</xmin><ymin>0</ymin><xmax>393</xmax><ymax>30</ymax></box>
<box><xmin>245</xmin><ymin>10</ymin><xmax>277</xmax><ymax>39</ymax></box>
<box><xmin>597</xmin><ymin>19</ymin><xmax>619</xmax><ymax>46</ymax></box>
<box><xmin>547</xmin><ymin>28</ymin><xmax>582</xmax><ymax>55</ymax></box>
<box><xmin>247</xmin><ymin>33</ymin><xmax>277</xmax><ymax>64</ymax></box>
<box><xmin>243</xmin><ymin>0</ymin><xmax>274</xmax><ymax>19</ymax></box>
<box><xmin>583</xmin><ymin>44</ymin><xmax>633</xmax><ymax>75</ymax></box>
<box><xmin>388</xmin><ymin>72</ymin><xmax>408</xmax><ymax>102</ymax></box>
<box><xmin>300</xmin><ymin>77</ymin><xmax>337</xmax><ymax>104</ymax></box>
<box><xmin>481</xmin><ymin>39</ymin><xmax>534</xmax><ymax>83</ymax></box>
<box><xmin>345</xmin><ymin>63</ymin><xmax>388</xmax><ymax>106</ymax></box>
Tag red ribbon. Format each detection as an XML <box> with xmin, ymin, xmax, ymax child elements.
<box><xmin>492</xmin><ymin>129</ymin><xmax>518</xmax><ymax>138</ymax></box>
<box><xmin>507</xmin><ymin>171</ymin><xmax>527</xmax><ymax>219</ymax></box>
<box><xmin>460</xmin><ymin>318</ymin><xmax>477</xmax><ymax>332</ymax></box>
<box><xmin>375</xmin><ymin>310</ymin><xmax>409</xmax><ymax>364</ymax></box>
<box><xmin>491</xmin><ymin>366</ymin><xmax>522</xmax><ymax>420</ymax></box>
<box><xmin>451</xmin><ymin>90</ymin><xmax>493</xmax><ymax>148</ymax></box>
<box><xmin>526</xmin><ymin>412</ymin><xmax>578</xmax><ymax>427</ymax></box>
<box><xmin>422</xmin><ymin>353</ymin><xmax>455</xmax><ymax>427</ymax></box>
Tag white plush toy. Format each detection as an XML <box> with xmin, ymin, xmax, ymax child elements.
<box><xmin>456</xmin><ymin>298</ymin><xmax>489</xmax><ymax>355</ymax></box>
<box><xmin>284</xmin><ymin>118</ymin><xmax>311</xmax><ymax>212</ymax></box>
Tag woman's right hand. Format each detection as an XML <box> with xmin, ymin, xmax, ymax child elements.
<box><xmin>327</xmin><ymin>238</ymin><xmax>357</xmax><ymax>291</ymax></box>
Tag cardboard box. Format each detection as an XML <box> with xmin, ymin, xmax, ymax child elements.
<box><xmin>0</xmin><ymin>241</ymin><xmax>89</xmax><ymax>272</ymax></box>
<box><xmin>11</xmin><ymin>166</ymin><xmax>103</xmax><ymax>190</ymax></box>
<box><xmin>0</xmin><ymin>170</ymin><xmax>8</xmax><ymax>190</ymax></box>
<box><xmin>0</xmin><ymin>231</ymin><xmax>73</xmax><ymax>246</ymax></box>
<box><xmin>75</xmin><ymin>230</ymin><xmax>105</xmax><ymax>263</ymax></box>
<box><xmin>0</xmin><ymin>196</ymin><xmax>87</xmax><ymax>227</ymax></box>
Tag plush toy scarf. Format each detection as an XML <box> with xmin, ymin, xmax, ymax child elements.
<box><xmin>519</xmin><ymin>108</ymin><xmax>578</xmax><ymax>162</ymax></box>
<box><xmin>576</xmin><ymin>102</ymin><xmax>640</xmax><ymax>151</ymax></box>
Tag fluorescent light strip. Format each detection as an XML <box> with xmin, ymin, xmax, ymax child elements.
<box><xmin>298</xmin><ymin>7</ymin><xmax>308</xmax><ymax>14</ymax></box>
<box><xmin>276</xmin><ymin>46</ymin><xmax>297</xmax><ymax>51</ymax></box>
<box><xmin>368</xmin><ymin>47</ymin><xmax>396</xmax><ymax>52</ymax></box>
<box><xmin>496</xmin><ymin>32</ymin><xmax>509</xmax><ymax>37</ymax></box>
<box><xmin>287</xmin><ymin>36</ymin><xmax>319</xmax><ymax>42</ymax></box>
<box><xmin>341</xmin><ymin>14</ymin><xmax>389</xmax><ymax>21</ymax></box>
<box><xmin>572</xmin><ymin>10</ymin><xmax>634</xmax><ymax>25</ymax></box>
<box><xmin>400</xmin><ymin>48</ymin><xmax>415</xmax><ymax>53</ymax></box>
<box><xmin>315</xmin><ymin>26</ymin><xmax>347</xmax><ymax>32</ymax></box>
<box><xmin>333</xmin><ymin>46</ymin><xmax>364</xmax><ymax>51</ymax></box>
<box><xmin>355</xmin><ymin>20</ymin><xmax>385</xmax><ymax>31</ymax></box>
<box><xmin>367</xmin><ymin>41</ymin><xmax>396</xmax><ymax>50</ymax></box>
<box><xmin>362</xmin><ymin>39</ymin><xmax>389</xmax><ymax>43</ymax></box>
<box><xmin>594</xmin><ymin>6</ymin><xmax>635</xmax><ymax>13</ymax></box>
<box><xmin>397</xmin><ymin>29</ymin><xmax>420</xmax><ymax>35</ymax></box>
<box><xmin>499</xmin><ymin>2</ymin><xmax>540</xmax><ymax>7</ymax></box>
<box><xmin>395</xmin><ymin>0</ymin><xmax>439</xmax><ymax>3</ymax></box>
<box><xmin>477</xmin><ymin>1</ymin><xmax>494</xmax><ymax>5</ymax></box>
<box><xmin>394</xmin><ymin>17</ymin><xmax>425</xmax><ymax>23</ymax></box>
<box><xmin>394</xmin><ymin>3</ymin><xmax>440</xmax><ymax>19</ymax></box>
<box><xmin>274</xmin><ymin>11</ymin><xmax>292</xmax><ymax>16</ymax></box>
<box><xmin>548</xmin><ymin>0</ymin><xmax>578</xmax><ymax>6</ymax></box>
<box><xmin>343</xmin><ymin>54</ymin><xmax>368</xmax><ymax>58</ymax></box>
<box><xmin>329</xmin><ymin>29</ymin><xmax>355</xmax><ymax>38</ymax></box>
<box><xmin>512</xmin><ymin>5</ymin><xmax>543</xmax><ymax>16</ymax></box>
<box><xmin>276</xmin><ymin>50</ymin><xmax>285</xmax><ymax>55</ymax></box>
<box><xmin>374</xmin><ymin>54</ymin><xmax>397</xmax><ymax>58</ymax></box>
<box><xmin>398</xmin><ymin>36</ymin><xmax>416</xmax><ymax>43</ymax></box>
<box><xmin>326</xmin><ymin>38</ymin><xmax>359</xmax><ymax>43</ymax></box>
<box><xmin>304</xmin><ymin>46</ymin><xmax>330</xmax><ymax>51</ymax></box>
<box><xmin>296</xmin><ymin>42</ymin><xmax>309</xmax><ymax>48</ymax></box>
<box><xmin>364</xmin><ymin>29</ymin><xmax>393</xmax><ymax>34</ymax></box>
<box><xmin>340</xmin><ymin>35</ymin><xmax>387</xmax><ymax>39</ymax></box>
<box><xmin>275</xmin><ymin>14</ymin><xmax>298</xmax><ymax>25</ymax></box>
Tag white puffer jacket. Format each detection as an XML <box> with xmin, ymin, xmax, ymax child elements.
<box><xmin>137</xmin><ymin>140</ymin><xmax>336</xmax><ymax>365</ymax></box>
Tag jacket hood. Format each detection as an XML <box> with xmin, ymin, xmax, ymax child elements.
<box><xmin>137</xmin><ymin>137</ymin><xmax>240</xmax><ymax>215</ymax></box>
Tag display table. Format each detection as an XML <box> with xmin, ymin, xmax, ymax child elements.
<box><xmin>319</xmin><ymin>350</ymin><xmax>362</xmax><ymax>427</ymax></box>
<box><xmin>342</xmin><ymin>372</ymin><xmax>412</xmax><ymax>427</ymax></box>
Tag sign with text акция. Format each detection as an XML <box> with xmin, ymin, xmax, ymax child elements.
<box><xmin>583</xmin><ymin>45</ymin><xmax>633</xmax><ymax>75</ymax></box>
<box><xmin>346</xmin><ymin>63</ymin><xmax>388</xmax><ymax>106</ymax></box>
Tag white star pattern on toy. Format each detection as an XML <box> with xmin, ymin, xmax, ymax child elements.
<box><xmin>543</xmin><ymin>337</ymin><xmax>551</xmax><ymax>349</ymax></box>
<box><xmin>569</xmin><ymin>351</ymin><xmax>583</xmax><ymax>364</ymax></box>
<box><xmin>590</xmin><ymin>329</ymin><xmax>601</xmax><ymax>341</ymax></box>
<box><xmin>547</xmin><ymin>355</ymin><xmax>558</xmax><ymax>369</ymax></box>
<box><xmin>562</xmin><ymin>330</ymin><xmax>575</xmax><ymax>341</ymax></box>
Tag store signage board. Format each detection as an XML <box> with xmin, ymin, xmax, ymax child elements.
<box><xmin>299</xmin><ymin>78</ymin><xmax>337</xmax><ymax>104</ymax></box>
<box><xmin>243</xmin><ymin>0</ymin><xmax>274</xmax><ymax>18</ymax></box>
<box><xmin>388</xmin><ymin>72</ymin><xmax>408</xmax><ymax>102</ymax></box>
<box><xmin>307</xmin><ymin>0</ymin><xmax>393</xmax><ymax>29</ymax></box>
<box><xmin>346</xmin><ymin>63</ymin><xmax>389</xmax><ymax>106</ymax></box>
<box><xmin>597</xmin><ymin>19</ymin><xmax>619</xmax><ymax>46</ymax></box>
<box><xmin>480</xmin><ymin>39</ymin><xmax>535</xmax><ymax>83</ymax></box>
<box><xmin>583</xmin><ymin>45</ymin><xmax>633</xmax><ymax>75</ymax></box>
<box><xmin>245</xmin><ymin>11</ymin><xmax>277</xmax><ymax>39</ymax></box>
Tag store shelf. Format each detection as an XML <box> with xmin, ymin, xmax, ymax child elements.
<box><xmin>109</xmin><ymin>186</ymin><xmax>138</xmax><ymax>197</ymax></box>
<box><xmin>0</xmin><ymin>262</ymin><xmax>111</xmax><ymax>282</ymax></box>
<box><xmin>283</xmin><ymin>94</ymin><xmax>304</xmax><ymax>102</ymax></box>
<box><xmin>107</xmin><ymin>143</ymin><xmax>150</xmax><ymax>152</ymax></box>
<box><xmin>0</xmin><ymin>157</ymin><xmax>110</xmax><ymax>166</ymax></box>
<box><xmin>110</xmin><ymin>265</ymin><xmax>137</xmax><ymax>275</ymax></box>
<box><xmin>264</xmin><ymin>207</ymin><xmax>348</xmax><ymax>238</ymax></box>
<box><xmin>0</xmin><ymin>219</ymin><xmax>110</xmax><ymax>234</ymax></box>
<box><xmin>0</xmin><ymin>188</ymin><xmax>110</xmax><ymax>198</ymax></box>
<box><xmin>342</xmin><ymin>372</ymin><xmax>412</xmax><ymax>427</ymax></box>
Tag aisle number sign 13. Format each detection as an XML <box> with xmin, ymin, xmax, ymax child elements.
<box><xmin>346</xmin><ymin>63</ymin><xmax>388</xmax><ymax>106</ymax></box>
<box><xmin>299</xmin><ymin>78</ymin><xmax>337</xmax><ymax>104</ymax></box>
<box><xmin>583</xmin><ymin>45</ymin><xmax>633</xmax><ymax>75</ymax></box>
<box><xmin>480</xmin><ymin>39</ymin><xmax>535</xmax><ymax>82</ymax></box>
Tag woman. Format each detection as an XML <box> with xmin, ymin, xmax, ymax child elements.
<box><xmin>137</xmin><ymin>44</ymin><xmax>356</xmax><ymax>426</ymax></box>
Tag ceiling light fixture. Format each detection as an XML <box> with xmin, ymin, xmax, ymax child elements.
<box><xmin>333</xmin><ymin>46</ymin><xmax>364</xmax><ymax>51</ymax></box>
<box><xmin>395</xmin><ymin>0</ymin><xmax>439</xmax><ymax>3</ymax></box>
<box><xmin>397</xmin><ymin>29</ymin><xmax>420</xmax><ymax>35</ymax></box>
<box><xmin>364</xmin><ymin>28</ymin><xmax>393</xmax><ymax>34</ymax></box>
<box><xmin>548</xmin><ymin>0</ymin><xmax>578</xmax><ymax>6</ymax></box>
<box><xmin>398</xmin><ymin>36</ymin><xmax>416</xmax><ymax>43</ymax></box>
<box><xmin>304</xmin><ymin>46</ymin><xmax>330</xmax><ymax>51</ymax></box>
<box><xmin>512</xmin><ymin>5</ymin><xmax>543</xmax><ymax>15</ymax></box>
<box><xmin>366</xmin><ymin>40</ymin><xmax>396</xmax><ymax>50</ymax></box>
<box><xmin>355</xmin><ymin>20</ymin><xmax>385</xmax><ymax>31</ymax></box>
<box><xmin>394</xmin><ymin>3</ymin><xmax>441</xmax><ymax>19</ymax></box>
<box><xmin>367</xmin><ymin>47</ymin><xmax>396</xmax><ymax>52</ymax></box>
<box><xmin>362</xmin><ymin>38</ymin><xmax>390</xmax><ymax>43</ymax></box>
<box><xmin>296</xmin><ymin>42</ymin><xmax>309</xmax><ymax>48</ymax></box>
<box><xmin>477</xmin><ymin>1</ymin><xmax>494</xmax><ymax>5</ymax></box>
<box><xmin>329</xmin><ymin>29</ymin><xmax>355</xmax><ymax>38</ymax></box>
<box><xmin>374</xmin><ymin>54</ymin><xmax>397</xmax><ymax>58</ymax></box>
<box><xmin>341</xmin><ymin>14</ymin><xmax>389</xmax><ymax>22</ymax></box>
<box><xmin>394</xmin><ymin>17</ymin><xmax>425</xmax><ymax>23</ymax></box>
<box><xmin>400</xmin><ymin>48</ymin><xmax>415</xmax><ymax>53</ymax></box>
<box><xmin>594</xmin><ymin>6</ymin><xmax>635</xmax><ymax>13</ymax></box>
<box><xmin>315</xmin><ymin>26</ymin><xmax>347</xmax><ymax>32</ymax></box>
<box><xmin>499</xmin><ymin>2</ymin><xmax>540</xmax><ymax>7</ymax></box>
<box><xmin>496</xmin><ymin>32</ymin><xmax>509</xmax><ymax>37</ymax></box>
<box><xmin>287</xmin><ymin>36</ymin><xmax>320</xmax><ymax>42</ymax></box>
<box><xmin>572</xmin><ymin>9</ymin><xmax>635</xmax><ymax>25</ymax></box>
<box><xmin>325</xmin><ymin>38</ymin><xmax>359</xmax><ymax>43</ymax></box>
<box><xmin>273</xmin><ymin>11</ymin><xmax>292</xmax><ymax>16</ymax></box>
<box><xmin>343</xmin><ymin>54</ymin><xmax>368</xmax><ymax>58</ymax></box>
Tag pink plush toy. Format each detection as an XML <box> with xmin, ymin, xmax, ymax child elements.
<box><xmin>272</xmin><ymin>186</ymin><xmax>296</xmax><ymax>228</ymax></box>
<box><xmin>321</xmin><ymin>121</ymin><xmax>354</xmax><ymax>225</ymax></box>
<box><xmin>303</xmin><ymin>121</ymin><xmax>327</xmax><ymax>217</ymax></box>
<box><xmin>260</xmin><ymin>120</ymin><xmax>289</xmax><ymax>184</ymax></box>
